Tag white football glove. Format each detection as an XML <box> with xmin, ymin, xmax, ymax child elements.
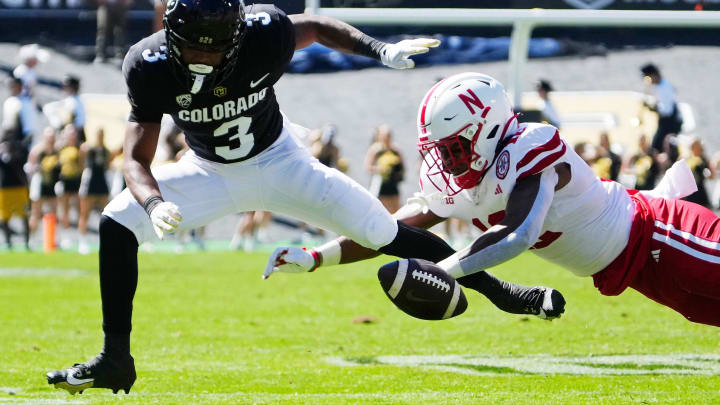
<box><xmin>263</xmin><ymin>247</ymin><xmax>318</xmax><ymax>280</ymax></box>
<box><xmin>380</xmin><ymin>38</ymin><xmax>441</xmax><ymax>69</ymax></box>
<box><xmin>149</xmin><ymin>201</ymin><xmax>183</xmax><ymax>240</ymax></box>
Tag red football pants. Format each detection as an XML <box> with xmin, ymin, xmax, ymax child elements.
<box><xmin>594</xmin><ymin>193</ymin><xmax>720</xmax><ymax>327</ymax></box>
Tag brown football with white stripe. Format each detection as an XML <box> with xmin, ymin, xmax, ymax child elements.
<box><xmin>378</xmin><ymin>258</ymin><xmax>467</xmax><ymax>320</ymax></box>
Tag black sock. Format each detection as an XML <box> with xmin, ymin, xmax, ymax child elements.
<box><xmin>103</xmin><ymin>332</ymin><xmax>131</xmax><ymax>358</ymax></box>
<box><xmin>457</xmin><ymin>271</ymin><xmax>535</xmax><ymax>315</ymax></box>
<box><xmin>378</xmin><ymin>221</ymin><xmax>456</xmax><ymax>263</ymax></box>
<box><xmin>99</xmin><ymin>216</ymin><xmax>138</xmax><ymax>349</ymax></box>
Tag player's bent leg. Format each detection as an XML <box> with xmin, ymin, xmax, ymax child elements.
<box><xmin>48</xmin><ymin>154</ymin><xmax>237</xmax><ymax>395</ymax></box>
<box><xmin>378</xmin><ymin>220</ymin><xmax>455</xmax><ymax>262</ymax></box>
<box><xmin>263</xmin><ymin>154</ymin><xmax>398</xmax><ymax>250</ymax></box>
<box><xmin>103</xmin><ymin>155</ymin><xmax>237</xmax><ymax>244</ymax></box>
<box><xmin>47</xmin><ymin>215</ymin><xmax>138</xmax><ymax>394</ymax></box>
<box><xmin>629</xmin><ymin>197</ymin><xmax>720</xmax><ymax>327</ymax></box>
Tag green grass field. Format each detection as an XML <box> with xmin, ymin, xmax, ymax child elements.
<box><xmin>1</xmin><ymin>250</ymin><xmax>719</xmax><ymax>404</ymax></box>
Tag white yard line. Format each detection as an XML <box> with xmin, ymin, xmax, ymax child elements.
<box><xmin>327</xmin><ymin>354</ymin><xmax>720</xmax><ymax>376</ymax></box>
<box><xmin>0</xmin><ymin>268</ymin><xmax>89</xmax><ymax>277</ymax></box>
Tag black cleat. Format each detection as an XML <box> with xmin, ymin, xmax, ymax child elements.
<box><xmin>46</xmin><ymin>352</ymin><xmax>136</xmax><ymax>395</ymax></box>
<box><xmin>522</xmin><ymin>287</ymin><xmax>566</xmax><ymax>320</ymax></box>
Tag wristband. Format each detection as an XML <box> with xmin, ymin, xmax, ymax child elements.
<box><xmin>308</xmin><ymin>249</ymin><xmax>321</xmax><ymax>272</ymax></box>
<box><xmin>142</xmin><ymin>195</ymin><xmax>164</xmax><ymax>216</ymax></box>
<box><xmin>314</xmin><ymin>239</ymin><xmax>341</xmax><ymax>267</ymax></box>
<box><xmin>353</xmin><ymin>34</ymin><xmax>386</xmax><ymax>61</ymax></box>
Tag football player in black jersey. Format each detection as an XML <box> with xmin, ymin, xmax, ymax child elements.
<box><xmin>45</xmin><ymin>0</ymin><xmax>459</xmax><ymax>395</ymax></box>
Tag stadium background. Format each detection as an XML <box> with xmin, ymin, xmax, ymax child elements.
<box><xmin>1</xmin><ymin>41</ymin><xmax>718</xmax><ymax>244</ymax></box>
<box><xmin>1</xmin><ymin>2</ymin><xmax>719</xmax><ymax>403</ymax></box>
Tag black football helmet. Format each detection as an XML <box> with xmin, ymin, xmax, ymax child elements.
<box><xmin>163</xmin><ymin>0</ymin><xmax>247</xmax><ymax>94</ymax></box>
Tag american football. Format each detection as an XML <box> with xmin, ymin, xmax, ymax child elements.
<box><xmin>378</xmin><ymin>258</ymin><xmax>467</xmax><ymax>320</ymax></box>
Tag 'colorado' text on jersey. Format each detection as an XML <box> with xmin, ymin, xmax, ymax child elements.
<box><xmin>122</xmin><ymin>4</ymin><xmax>295</xmax><ymax>163</ymax></box>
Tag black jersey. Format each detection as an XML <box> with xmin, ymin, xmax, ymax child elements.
<box><xmin>122</xmin><ymin>4</ymin><xmax>295</xmax><ymax>164</ymax></box>
<box><xmin>0</xmin><ymin>141</ymin><xmax>27</xmax><ymax>188</ymax></box>
<box><xmin>85</xmin><ymin>146</ymin><xmax>110</xmax><ymax>172</ymax></box>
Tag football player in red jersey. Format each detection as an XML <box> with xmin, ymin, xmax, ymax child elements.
<box><xmin>266</xmin><ymin>72</ymin><xmax>720</xmax><ymax>329</ymax></box>
<box><xmin>45</xmin><ymin>0</ymin><xmax>465</xmax><ymax>395</ymax></box>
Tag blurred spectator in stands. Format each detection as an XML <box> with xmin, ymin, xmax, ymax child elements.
<box><xmin>641</xmin><ymin>63</ymin><xmax>683</xmax><ymax>153</ymax></box>
<box><xmin>229</xmin><ymin>210</ymin><xmax>272</xmax><ymax>251</ymax></box>
<box><xmin>444</xmin><ymin>217</ymin><xmax>471</xmax><ymax>250</ymax></box>
<box><xmin>625</xmin><ymin>134</ymin><xmax>659</xmax><ymax>190</ymax></box>
<box><xmin>95</xmin><ymin>0</ymin><xmax>133</xmax><ymax>64</ymax></box>
<box><xmin>536</xmin><ymin>79</ymin><xmax>561</xmax><ymax>128</ymax></box>
<box><xmin>77</xmin><ymin>128</ymin><xmax>114</xmax><ymax>254</ymax></box>
<box><xmin>3</xmin><ymin>78</ymin><xmax>36</xmax><ymax>151</ymax></box>
<box><xmin>13</xmin><ymin>44</ymin><xmax>49</xmax><ymax>97</ymax></box>
<box><xmin>656</xmin><ymin>134</ymin><xmax>680</xmax><ymax>176</ymax></box>
<box><xmin>682</xmin><ymin>137</ymin><xmax>713</xmax><ymax>208</ymax></box>
<box><xmin>365</xmin><ymin>124</ymin><xmax>404</xmax><ymax>213</ymax></box>
<box><xmin>0</xmin><ymin>132</ymin><xmax>30</xmax><ymax>250</ymax></box>
<box><xmin>109</xmin><ymin>147</ymin><xmax>125</xmax><ymax>198</ymax></box>
<box><xmin>312</xmin><ymin>124</ymin><xmax>340</xmax><ymax>168</ymax></box>
<box><xmin>311</xmin><ymin>124</ymin><xmax>349</xmax><ymax>173</ymax></box>
<box><xmin>57</xmin><ymin>124</ymin><xmax>83</xmax><ymax>250</ymax></box>
<box><xmin>574</xmin><ymin>141</ymin><xmax>597</xmax><ymax>166</ymax></box>
<box><xmin>27</xmin><ymin>127</ymin><xmax>60</xmax><ymax>238</ymax></box>
<box><xmin>43</xmin><ymin>75</ymin><xmax>87</xmax><ymax>143</ymax></box>
<box><xmin>594</xmin><ymin>132</ymin><xmax>621</xmax><ymax>181</ymax></box>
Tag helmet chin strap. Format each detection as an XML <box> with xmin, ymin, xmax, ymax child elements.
<box><xmin>188</xmin><ymin>64</ymin><xmax>214</xmax><ymax>94</ymax></box>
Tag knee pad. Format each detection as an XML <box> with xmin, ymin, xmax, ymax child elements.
<box><xmin>361</xmin><ymin>209</ymin><xmax>398</xmax><ymax>250</ymax></box>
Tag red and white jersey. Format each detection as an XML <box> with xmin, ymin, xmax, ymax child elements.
<box><xmin>420</xmin><ymin>122</ymin><xmax>634</xmax><ymax>276</ymax></box>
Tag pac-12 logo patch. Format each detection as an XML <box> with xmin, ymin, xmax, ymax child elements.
<box><xmin>496</xmin><ymin>150</ymin><xmax>510</xmax><ymax>179</ymax></box>
<box><xmin>214</xmin><ymin>86</ymin><xmax>227</xmax><ymax>97</ymax></box>
<box><xmin>176</xmin><ymin>94</ymin><xmax>192</xmax><ymax>108</ymax></box>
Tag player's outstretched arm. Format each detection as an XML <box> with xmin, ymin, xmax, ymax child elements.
<box><xmin>437</xmin><ymin>169</ymin><xmax>559</xmax><ymax>279</ymax></box>
<box><xmin>263</xmin><ymin>207</ymin><xmax>445</xmax><ymax>279</ymax></box>
<box><xmin>289</xmin><ymin>13</ymin><xmax>440</xmax><ymax>69</ymax></box>
<box><xmin>124</xmin><ymin>121</ymin><xmax>182</xmax><ymax>239</ymax></box>
<box><xmin>262</xmin><ymin>198</ymin><xmax>566</xmax><ymax>320</ymax></box>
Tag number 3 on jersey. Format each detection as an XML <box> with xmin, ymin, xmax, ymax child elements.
<box><xmin>214</xmin><ymin>116</ymin><xmax>254</xmax><ymax>160</ymax></box>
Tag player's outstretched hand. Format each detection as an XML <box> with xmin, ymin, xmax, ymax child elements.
<box><xmin>263</xmin><ymin>247</ymin><xmax>317</xmax><ymax>280</ymax></box>
<box><xmin>381</xmin><ymin>38</ymin><xmax>441</xmax><ymax>69</ymax></box>
<box><xmin>149</xmin><ymin>201</ymin><xmax>183</xmax><ymax>240</ymax></box>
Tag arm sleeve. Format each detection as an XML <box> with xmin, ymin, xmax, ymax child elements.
<box><xmin>440</xmin><ymin>168</ymin><xmax>558</xmax><ymax>278</ymax></box>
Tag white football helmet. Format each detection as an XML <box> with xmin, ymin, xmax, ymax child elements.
<box><xmin>417</xmin><ymin>72</ymin><xmax>518</xmax><ymax>195</ymax></box>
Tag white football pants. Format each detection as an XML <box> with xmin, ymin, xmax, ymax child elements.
<box><xmin>103</xmin><ymin>125</ymin><xmax>398</xmax><ymax>249</ymax></box>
